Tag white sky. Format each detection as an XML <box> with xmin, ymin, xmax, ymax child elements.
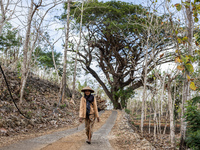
<box><xmin>5</xmin><ymin>0</ymin><xmax>186</xmax><ymax>91</ymax></box>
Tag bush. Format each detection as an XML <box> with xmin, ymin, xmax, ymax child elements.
<box><xmin>185</xmin><ymin>96</ymin><xmax>200</xmax><ymax>150</ymax></box>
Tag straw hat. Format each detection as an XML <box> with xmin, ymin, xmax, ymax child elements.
<box><xmin>81</xmin><ymin>86</ymin><xmax>94</xmax><ymax>93</ymax></box>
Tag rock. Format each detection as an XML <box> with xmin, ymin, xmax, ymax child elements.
<box><xmin>96</xmin><ymin>95</ymin><xmax>107</xmax><ymax>111</ymax></box>
<box><xmin>0</xmin><ymin>120</ymin><xmax>4</xmax><ymax>127</ymax></box>
<box><xmin>0</xmin><ymin>128</ymin><xmax>8</xmax><ymax>136</ymax></box>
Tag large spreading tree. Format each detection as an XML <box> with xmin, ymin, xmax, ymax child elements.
<box><xmin>62</xmin><ymin>0</ymin><xmax>175</xmax><ymax>109</ymax></box>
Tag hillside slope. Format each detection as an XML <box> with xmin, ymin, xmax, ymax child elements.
<box><xmin>0</xmin><ymin>66</ymin><xmax>81</xmax><ymax>139</ymax></box>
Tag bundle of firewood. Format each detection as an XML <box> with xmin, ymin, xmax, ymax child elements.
<box><xmin>96</xmin><ymin>95</ymin><xmax>107</xmax><ymax>111</ymax></box>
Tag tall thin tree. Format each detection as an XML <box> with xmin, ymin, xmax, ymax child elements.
<box><xmin>59</xmin><ymin>0</ymin><xmax>70</xmax><ymax>103</ymax></box>
<box><xmin>180</xmin><ymin>0</ymin><xmax>193</xmax><ymax>149</ymax></box>
<box><xmin>71</xmin><ymin>1</ymin><xmax>84</xmax><ymax>103</ymax></box>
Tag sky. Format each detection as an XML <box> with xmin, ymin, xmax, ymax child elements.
<box><xmin>4</xmin><ymin>0</ymin><xmax>185</xmax><ymax>90</ymax></box>
<box><xmin>8</xmin><ymin>0</ymin><xmax>182</xmax><ymax>54</ymax></box>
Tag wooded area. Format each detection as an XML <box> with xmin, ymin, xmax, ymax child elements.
<box><xmin>0</xmin><ymin>0</ymin><xmax>200</xmax><ymax>149</ymax></box>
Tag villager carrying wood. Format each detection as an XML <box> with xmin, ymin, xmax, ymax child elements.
<box><xmin>79</xmin><ymin>86</ymin><xmax>100</xmax><ymax>144</ymax></box>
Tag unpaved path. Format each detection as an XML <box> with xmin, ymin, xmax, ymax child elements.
<box><xmin>79</xmin><ymin>110</ymin><xmax>117</xmax><ymax>150</ymax></box>
<box><xmin>41</xmin><ymin>110</ymin><xmax>117</xmax><ymax>150</ymax></box>
<box><xmin>0</xmin><ymin>121</ymin><xmax>86</xmax><ymax>150</ymax></box>
<box><xmin>0</xmin><ymin>110</ymin><xmax>112</xmax><ymax>150</ymax></box>
<box><xmin>0</xmin><ymin>110</ymin><xmax>155</xmax><ymax>150</ymax></box>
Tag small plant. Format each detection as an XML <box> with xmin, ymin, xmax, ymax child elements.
<box><xmin>60</xmin><ymin>104</ymin><xmax>67</xmax><ymax>109</ymax></box>
<box><xmin>53</xmin><ymin>103</ymin><xmax>57</xmax><ymax>107</ymax></box>
<box><xmin>26</xmin><ymin>111</ymin><xmax>32</xmax><ymax>118</ymax></box>
<box><xmin>125</xmin><ymin>108</ymin><xmax>131</xmax><ymax>114</ymax></box>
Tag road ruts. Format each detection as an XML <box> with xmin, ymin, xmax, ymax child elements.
<box><xmin>79</xmin><ymin>110</ymin><xmax>118</xmax><ymax>150</ymax></box>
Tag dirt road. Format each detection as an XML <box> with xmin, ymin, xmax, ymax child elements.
<box><xmin>41</xmin><ymin>110</ymin><xmax>117</xmax><ymax>150</ymax></box>
<box><xmin>0</xmin><ymin>110</ymin><xmax>155</xmax><ymax>150</ymax></box>
<box><xmin>0</xmin><ymin>110</ymin><xmax>116</xmax><ymax>150</ymax></box>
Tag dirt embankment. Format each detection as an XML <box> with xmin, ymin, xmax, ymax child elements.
<box><xmin>108</xmin><ymin>110</ymin><xmax>154</xmax><ymax>150</ymax></box>
<box><xmin>0</xmin><ymin>67</ymin><xmax>81</xmax><ymax>147</ymax></box>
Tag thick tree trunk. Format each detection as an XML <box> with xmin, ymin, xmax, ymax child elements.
<box><xmin>112</xmin><ymin>91</ymin><xmax>121</xmax><ymax>109</ymax></box>
<box><xmin>85</xmin><ymin>65</ymin><xmax>122</xmax><ymax>109</ymax></box>
<box><xmin>112</xmin><ymin>99</ymin><xmax>121</xmax><ymax>109</ymax></box>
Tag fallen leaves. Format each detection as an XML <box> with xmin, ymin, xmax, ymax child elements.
<box><xmin>0</xmin><ymin>68</ymin><xmax>81</xmax><ymax>147</ymax></box>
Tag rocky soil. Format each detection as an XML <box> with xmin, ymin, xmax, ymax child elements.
<box><xmin>109</xmin><ymin>110</ymin><xmax>154</xmax><ymax>150</ymax></box>
<box><xmin>108</xmin><ymin>110</ymin><xmax>180</xmax><ymax>150</ymax></box>
<box><xmin>128</xmin><ymin>117</ymin><xmax>180</xmax><ymax>149</ymax></box>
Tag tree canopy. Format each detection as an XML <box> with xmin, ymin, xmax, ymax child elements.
<box><xmin>61</xmin><ymin>0</ymin><xmax>175</xmax><ymax>109</ymax></box>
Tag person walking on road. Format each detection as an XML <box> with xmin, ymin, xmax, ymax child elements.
<box><xmin>79</xmin><ymin>86</ymin><xmax>100</xmax><ymax>144</ymax></box>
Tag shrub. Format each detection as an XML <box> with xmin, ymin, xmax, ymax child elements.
<box><xmin>185</xmin><ymin>96</ymin><xmax>200</xmax><ymax>150</ymax></box>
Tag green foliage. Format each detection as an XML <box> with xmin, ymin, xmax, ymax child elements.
<box><xmin>125</xmin><ymin>108</ymin><xmax>131</xmax><ymax>114</ymax></box>
<box><xmin>65</xmin><ymin>53</ymin><xmax>82</xmax><ymax>78</ymax></box>
<box><xmin>185</xmin><ymin>96</ymin><xmax>200</xmax><ymax>149</ymax></box>
<box><xmin>61</xmin><ymin>0</ymin><xmax>174</xmax><ymax>109</ymax></box>
<box><xmin>0</xmin><ymin>22</ymin><xmax>21</xmax><ymax>55</ymax></box>
<box><xmin>62</xmin><ymin>0</ymin><xmax>147</xmax><ymax>36</ymax></box>
<box><xmin>175</xmin><ymin>3</ymin><xmax>182</xmax><ymax>11</ymax></box>
<box><xmin>115</xmin><ymin>87</ymin><xmax>135</xmax><ymax>108</ymax></box>
<box><xmin>34</xmin><ymin>46</ymin><xmax>61</xmax><ymax>70</ymax></box>
<box><xmin>174</xmin><ymin>1</ymin><xmax>200</xmax><ymax>22</ymax></box>
<box><xmin>195</xmin><ymin>32</ymin><xmax>200</xmax><ymax>45</ymax></box>
<box><xmin>60</xmin><ymin>104</ymin><xmax>67</xmax><ymax>109</ymax></box>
